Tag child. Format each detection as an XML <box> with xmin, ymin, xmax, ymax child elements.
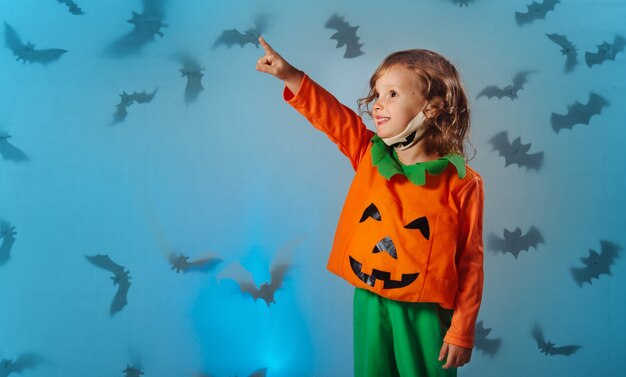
<box><xmin>256</xmin><ymin>36</ymin><xmax>483</xmax><ymax>377</ymax></box>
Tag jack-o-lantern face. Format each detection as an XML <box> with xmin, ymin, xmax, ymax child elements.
<box><xmin>349</xmin><ymin>202</ymin><xmax>430</xmax><ymax>289</ymax></box>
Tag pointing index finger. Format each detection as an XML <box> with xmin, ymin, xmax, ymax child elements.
<box><xmin>258</xmin><ymin>36</ymin><xmax>275</xmax><ymax>54</ymax></box>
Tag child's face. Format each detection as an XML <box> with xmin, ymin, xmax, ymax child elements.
<box><xmin>372</xmin><ymin>65</ymin><xmax>426</xmax><ymax>139</ymax></box>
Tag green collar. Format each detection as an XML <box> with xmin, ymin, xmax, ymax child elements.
<box><xmin>370</xmin><ymin>134</ymin><xmax>466</xmax><ymax>186</ymax></box>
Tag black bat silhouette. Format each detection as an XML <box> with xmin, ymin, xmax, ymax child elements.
<box><xmin>213</xmin><ymin>14</ymin><xmax>267</xmax><ymax>49</ymax></box>
<box><xmin>220</xmin><ymin>240</ymin><xmax>300</xmax><ymax>306</ymax></box>
<box><xmin>474</xmin><ymin>321</ymin><xmax>501</xmax><ymax>356</ymax></box>
<box><xmin>112</xmin><ymin>89</ymin><xmax>157</xmax><ymax>124</ymax></box>
<box><xmin>173</xmin><ymin>54</ymin><xmax>204</xmax><ymax>103</ymax></box>
<box><xmin>248</xmin><ymin>369</ymin><xmax>267</xmax><ymax>377</ymax></box>
<box><xmin>105</xmin><ymin>0</ymin><xmax>167</xmax><ymax>57</ymax></box>
<box><xmin>0</xmin><ymin>220</ymin><xmax>17</xmax><ymax>266</ymax></box>
<box><xmin>85</xmin><ymin>254</ymin><xmax>131</xmax><ymax>316</ymax></box>
<box><xmin>239</xmin><ymin>263</ymin><xmax>289</xmax><ymax>306</ymax></box>
<box><xmin>4</xmin><ymin>22</ymin><xmax>67</xmax><ymax>64</ymax></box>
<box><xmin>571</xmin><ymin>240</ymin><xmax>620</xmax><ymax>287</ymax></box>
<box><xmin>489</xmin><ymin>131</ymin><xmax>544</xmax><ymax>170</ymax></box>
<box><xmin>488</xmin><ymin>226</ymin><xmax>544</xmax><ymax>258</ymax></box>
<box><xmin>531</xmin><ymin>324</ymin><xmax>580</xmax><ymax>356</ymax></box>
<box><xmin>0</xmin><ymin>353</ymin><xmax>46</xmax><ymax>377</ymax></box>
<box><xmin>169</xmin><ymin>252</ymin><xmax>222</xmax><ymax>273</ymax></box>
<box><xmin>135</xmin><ymin>190</ymin><xmax>224</xmax><ymax>275</ymax></box>
<box><xmin>515</xmin><ymin>0</ymin><xmax>560</xmax><ymax>26</ymax></box>
<box><xmin>0</xmin><ymin>131</ymin><xmax>29</xmax><ymax>162</ymax></box>
<box><xmin>550</xmin><ymin>93</ymin><xmax>608</xmax><ymax>133</ymax></box>
<box><xmin>476</xmin><ymin>71</ymin><xmax>534</xmax><ymax>100</ymax></box>
<box><xmin>546</xmin><ymin>33</ymin><xmax>578</xmax><ymax>73</ymax></box>
<box><xmin>585</xmin><ymin>35</ymin><xmax>625</xmax><ymax>68</ymax></box>
<box><xmin>213</xmin><ymin>29</ymin><xmax>259</xmax><ymax>48</ymax></box>
<box><xmin>194</xmin><ymin>368</ymin><xmax>267</xmax><ymax>377</ymax></box>
<box><xmin>251</xmin><ymin>369</ymin><xmax>268</xmax><ymax>377</ymax></box>
<box><xmin>57</xmin><ymin>0</ymin><xmax>84</xmax><ymax>15</ymax></box>
<box><xmin>449</xmin><ymin>0</ymin><xmax>475</xmax><ymax>6</ymax></box>
<box><xmin>325</xmin><ymin>14</ymin><xmax>364</xmax><ymax>58</ymax></box>
<box><xmin>123</xmin><ymin>365</ymin><xmax>144</xmax><ymax>377</ymax></box>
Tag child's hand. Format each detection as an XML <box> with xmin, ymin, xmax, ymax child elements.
<box><xmin>438</xmin><ymin>341</ymin><xmax>472</xmax><ymax>369</ymax></box>
<box><xmin>256</xmin><ymin>36</ymin><xmax>303</xmax><ymax>94</ymax></box>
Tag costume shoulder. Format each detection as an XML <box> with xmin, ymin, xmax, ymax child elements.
<box><xmin>464</xmin><ymin>164</ymin><xmax>482</xmax><ymax>181</ymax></box>
<box><xmin>451</xmin><ymin>163</ymin><xmax>483</xmax><ymax>200</ymax></box>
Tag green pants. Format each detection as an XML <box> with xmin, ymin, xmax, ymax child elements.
<box><xmin>353</xmin><ymin>288</ymin><xmax>457</xmax><ymax>377</ymax></box>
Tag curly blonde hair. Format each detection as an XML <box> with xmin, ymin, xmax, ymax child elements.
<box><xmin>358</xmin><ymin>49</ymin><xmax>472</xmax><ymax>159</ymax></box>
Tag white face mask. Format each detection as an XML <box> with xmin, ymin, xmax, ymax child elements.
<box><xmin>381</xmin><ymin>109</ymin><xmax>428</xmax><ymax>151</ymax></box>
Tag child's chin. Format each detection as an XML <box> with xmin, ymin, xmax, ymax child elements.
<box><xmin>376</xmin><ymin>130</ymin><xmax>391</xmax><ymax>138</ymax></box>
<box><xmin>375</xmin><ymin>126</ymin><xmax>396</xmax><ymax>139</ymax></box>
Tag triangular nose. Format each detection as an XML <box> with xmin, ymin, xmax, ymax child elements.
<box><xmin>372</xmin><ymin>236</ymin><xmax>397</xmax><ymax>259</ymax></box>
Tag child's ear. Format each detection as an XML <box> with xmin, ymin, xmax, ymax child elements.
<box><xmin>423</xmin><ymin>96</ymin><xmax>445</xmax><ymax>119</ymax></box>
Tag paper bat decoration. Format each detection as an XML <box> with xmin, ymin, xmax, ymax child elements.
<box><xmin>4</xmin><ymin>22</ymin><xmax>67</xmax><ymax>64</ymax></box>
<box><xmin>248</xmin><ymin>369</ymin><xmax>267</xmax><ymax>377</ymax></box>
<box><xmin>213</xmin><ymin>14</ymin><xmax>267</xmax><ymax>49</ymax></box>
<box><xmin>85</xmin><ymin>254</ymin><xmax>131</xmax><ymax>316</ymax></box>
<box><xmin>0</xmin><ymin>130</ymin><xmax>29</xmax><ymax>162</ymax></box>
<box><xmin>123</xmin><ymin>365</ymin><xmax>144</xmax><ymax>377</ymax></box>
<box><xmin>134</xmin><ymin>193</ymin><xmax>224</xmax><ymax>274</ymax></box>
<box><xmin>112</xmin><ymin>89</ymin><xmax>157</xmax><ymax>124</ymax></box>
<box><xmin>546</xmin><ymin>33</ymin><xmax>577</xmax><ymax>73</ymax></box>
<box><xmin>515</xmin><ymin>0</ymin><xmax>559</xmax><ymax>26</ymax></box>
<box><xmin>476</xmin><ymin>71</ymin><xmax>534</xmax><ymax>100</ymax></box>
<box><xmin>474</xmin><ymin>321</ymin><xmax>501</xmax><ymax>356</ymax></box>
<box><xmin>213</xmin><ymin>29</ymin><xmax>260</xmax><ymax>48</ymax></box>
<box><xmin>214</xmin><ymin>29</ymin><xmax>259</xmax><ymax>48</ymax></box>
<box><xmin>531</xmin><ymin>324</ymin><xmax>580</xmax><ymax>356</ymax></box>
<box><xmin>585</xmin><ymin>35</ymin><xmax>625</xmax><ymax>68</ymax></box>
<box><xmin>0</xmin><ymin>220</ymin><xmax>17</xmax><ymax>266</ymax></box>
<box><xmin>0</xmin><ymin>353</ymin><xmax>46</xmax><ymax>377</ymax></box>
<box><xmin>248</xmin><ymin>263</ymin><xmax>289</xmax><ymax>306</ymax></box>
<box><xmin>173</xmin><ymin>54</ymin><xmax>204</xmax><ymax>103</ymax></box>
<box><xmin>219</xmin><ymin>368</ymin><xmax>267</xmax><ymax>377</ymax></box>
<box><xmin>169</xmin><ymin>252</ymin><xmax>222</xmax><ymax>273</ymax></box>
<box><xmin>488</xmin><ymin>226</ymin><xmax>544</xmax><ymax>258</ymax></box>
<box><xmin>105</xmin><ymin>0</ymin><xmax>167</xmax><ymax>57</ymax></box>
<box><xmin>489</xmin><ymin>131</ymin><xmax>544</xmax><ymax>170</ymax></box>
<box><xmin>325</xmin><ymin>14</ymin><xmax>364</xmax><ymax>58</ymax></box>
<box><xmin>57</xmin><ymin>0</ymin><xmax>84</xmax><ymax>15</ymax></box>
<box><xmin>231</xmin><ymin>262</ymin><xmax>290</xmax><ymax>306</ymax></box>
<box><xmin>219</xmin><ymin>239</ymin><xmax>300</xmax><ymax>306</ymax></box>
<box><xmin>194</xmin><ymin>368</ymin><xmax>267</xmax><ymax>377</ymax></box>
<box><xmin>449</xmin><ymin>0</ymin><xmax>475</xmax><ymax>6</ymax></box>
<box><xmin>122</xmin><ymin>348</ymin><xmax>145</xmax><ymax>377</ymax></box>
<box><xmin>550</xmin><ymin>93</ymin><xmax>608</xmax><ymax>133</ymax></box>
<box><xmin>571</xmin><ymin>240</ymin><xmax>620</xmax><ymax>287</ymax></box>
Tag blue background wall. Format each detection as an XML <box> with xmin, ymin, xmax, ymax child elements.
<box><xmin>1</xmin><ymin>0</ymin><xmax>625</xmax><ymax>376</ymax></box>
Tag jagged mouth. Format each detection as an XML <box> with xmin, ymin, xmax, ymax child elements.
<box><xmin>349</xmin><ymin>256</ymin><xmax>418</xmax><ymax>289</ymax></box>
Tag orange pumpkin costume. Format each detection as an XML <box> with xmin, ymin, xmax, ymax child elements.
<box><xmin>284</xmin><ymin>74</ymin><xmax>484</xmax><ymax>350</ymax></box>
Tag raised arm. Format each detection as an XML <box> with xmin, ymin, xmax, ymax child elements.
<box><xmin>256</xmin><ymin>36</ymin><xmax>304</xmax><ymax>95</ymax></box>
<box><xmin>255</xmin><ymin>36</ymin><xmax>374</xmax><ymax>170</ymax></box>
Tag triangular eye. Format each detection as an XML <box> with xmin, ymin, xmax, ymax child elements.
<box><xmin>404</xmin><ymin>216</ymin><xmax>430</xmax><ymax>240</ymax></box>
<box><xmin>359</xmin><ymin>203</ymin><xmax>381</xmax><ymax>223</ymax></box>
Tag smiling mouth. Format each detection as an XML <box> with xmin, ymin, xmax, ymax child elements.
<box><xmin>376</xmin><ymin>117</ymin><xmax>390</xmax><ymax>126</ymax></box>
<box><xmin>349</xmin><ymin>256</ymin><xmax>419</xmax><ymax>289</ymax></box>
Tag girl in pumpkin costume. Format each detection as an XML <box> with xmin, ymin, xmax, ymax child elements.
<box><xmin>257</xmin><ymin>36</ymin><xmax>483</xmax><ymax>377</ymax></box>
